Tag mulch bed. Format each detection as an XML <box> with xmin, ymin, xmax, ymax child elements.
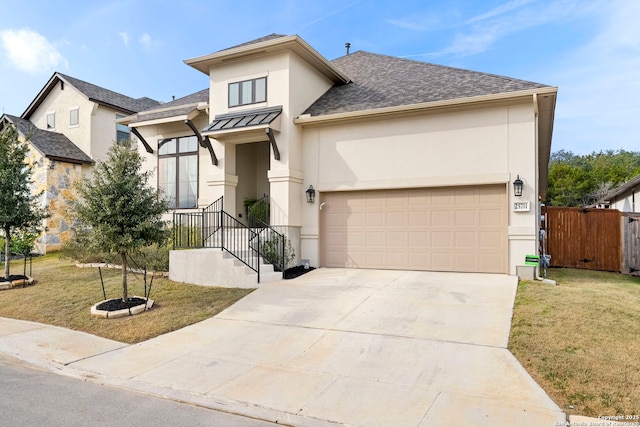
<box><xmin>0</xmin><ymin>275</ymin><xmax>29</xmax><ymax>283</ymax></box>
<box><xmin>284</xmin><ymin>265</ymin><xmax>315</xmax><ymax>280</ymax></box>
<box><xmin>96</xmin><ymin>297</ymin><xmax>148</xmax><ymax>311</ymax></box>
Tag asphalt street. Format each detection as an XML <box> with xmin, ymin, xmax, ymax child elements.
<box><xmin>0</xmin><ymin>357</ymin><xmax>279</xmax><ymax>427</ymax></box>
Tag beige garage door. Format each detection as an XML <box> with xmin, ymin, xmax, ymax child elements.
<box><xmin>322</xmin><ymin>185</ymin><xmax>507</xmax><ymax>273</ymax></box>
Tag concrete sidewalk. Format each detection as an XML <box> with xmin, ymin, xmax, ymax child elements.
<box><xmin>0</xmin><ymin>269</ymin><xmax>567</xmax><ymax>426</ymax></box>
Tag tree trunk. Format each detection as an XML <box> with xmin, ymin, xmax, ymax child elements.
<box><xmin>4</xmin><ymin>227</ymin><xmax>10</xmax><ymax>280</ymax></box>
<box><xmin>121</xmin><ymin>252</ymin><xmax>128</xmax><ymax>302</ymax></box>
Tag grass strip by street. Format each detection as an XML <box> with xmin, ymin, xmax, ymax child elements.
<box><xmin>0</xmin><ymin>254</ymin><xmax>253</xmax><ymax>344</ymax></box>
<box><xmin>509</xmin><ymin>268</ymin><xmax>640</xmax><ymax>418</ymax></box>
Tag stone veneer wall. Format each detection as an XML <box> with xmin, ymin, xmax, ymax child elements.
<box><xmin>28</xmin><ymin>148</ymin><xmax>84</xmax><ymax>253</ymax></box>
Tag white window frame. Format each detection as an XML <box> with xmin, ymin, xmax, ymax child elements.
<box><xmin>69</xmin><ymin>107</ymin><xmax>79</xmax><ymax>127</ymax></box>
<box><xmin>46</xmin><ymin>112</ymin><xmax>55</xmax><ymax>129</ymax></box>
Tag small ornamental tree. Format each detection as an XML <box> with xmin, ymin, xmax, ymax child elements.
<box><xmin>74</xmin><ymin>139</ymin><xmax>170</xmax><ymax>302</ymax></box>
<box><xmin>0</xmin><ymin>123</ymin><xmax>49</xmax><ymax>280</ymax></box>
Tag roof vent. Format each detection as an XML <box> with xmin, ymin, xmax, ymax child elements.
<box><xmin>345</xmin><ymin>42</ymin><xmax>351</xmax><ymax>55</ymax></box>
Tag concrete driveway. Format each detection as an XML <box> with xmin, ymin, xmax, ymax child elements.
<box><xmin>67</xmin><ymin>268</ymin><xmax>565</xmax><ymax>426</ymax></box>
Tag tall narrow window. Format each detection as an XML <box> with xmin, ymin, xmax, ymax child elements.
<box><xmin>228</xmin><ymin>77</ymin><xmax>267</xmax><ymax>107</ymax></box>
<box><xmin>70</xmin><ymin>108</ymin><xmax>79</xmax><ymax>126</ymax></box>
<box><xmin>46</xmin><ymin>113</ymin><xmax>55</xmax><ymax>129</ymax></box>
<box><xmin>158</xmin><ymin>136</ymin><xmax>198</xmax><ymax>208</ymax></box>
<box><xmin>116</xmin><ymin>114</ymin><xmax>130</xmax><ymax>143</ymax></box>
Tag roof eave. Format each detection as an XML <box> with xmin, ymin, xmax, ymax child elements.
<box><xmin>21</xmin><ymin>73</ymin><xmax>62</xmax><ymax>119</ymax></box>
<box><xmin>129</xmin><ymin>109</ymin><xmax>201</xmax><ymax>127</ymax></box>
<box><xmin>184</xmin><ymin>35</ymin><xmax>350</xmax><ymax>84</ymax></box>
<box><xmin>294</xmin><ymin>87</ymin><xmax>558</xmax><ymax>125</ymax></box>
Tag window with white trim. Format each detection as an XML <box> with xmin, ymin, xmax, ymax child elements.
<box><xmin>158</xmin><ymin>136</ymin><xmax>199</xmax><ymax>209</ymax></box>
<box><xmin>228</xmin><ymin>77</ymin><xmax>266</xmax><ymax>107</ymax></box>
<box><xmin>46</xmin><ymin>113</ymin><xmax>55</xmax><ymax>129</ymax></box>
<box><xmin>70</xmin><ymin>108</ymin><xmax>79</xmax><ymax>126</ymax></box>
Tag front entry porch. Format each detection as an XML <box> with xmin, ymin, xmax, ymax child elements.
<box><xmin>171</xmin><ymin>196</ymin><xmax>288</xmax><ymax>287</ymax></box>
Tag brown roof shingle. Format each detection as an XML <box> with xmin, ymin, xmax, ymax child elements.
<box><xmin>304</xmin><ymin>51</ymin><xmax>551</xmax><ymax>116</ymax></box>
<box><xmin>2</xmin><ymin>114</ymin><xmax>94</xmax><ymax>164</ymax></box>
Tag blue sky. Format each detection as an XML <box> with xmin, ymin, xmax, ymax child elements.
<box><xmin>1</xmin><ymin>0</ymin><xmax>638</xmax><ymax>155</ymax></box>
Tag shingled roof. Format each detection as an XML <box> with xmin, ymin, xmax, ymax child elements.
<box><xmin>220</xmin><ymin>33</ymin><xmax>287</xmax><ymax>52</ymax></box>
<box><xmin>1</xmin><ymin>114</ymin><xmax>94</xmax><ymax>164</ymax></box>
<box><xmin>22</xmin><ymin>72</ymin><xmax>161</xmax><ymax>119</ymax></box>
<box><xmin>304</xmin><ymin>51</ymin><xmax>551</xmax><ymax>116</ymax></box>
<box><xmin>126</xmin><ymin>88</ymin><xmax>209</xmax><ymax>124</ymax></box>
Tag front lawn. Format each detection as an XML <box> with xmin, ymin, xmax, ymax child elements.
<box><xmin>509</xmin><ymin>268</ymin><xmax>640</xmax><ymax>417</ymax></box>
<box><xmin>0</xmin><ymin>254</ymin><xmax>253</xmax><ymax>343</ymax></box>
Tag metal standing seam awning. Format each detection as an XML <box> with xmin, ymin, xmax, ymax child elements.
<box><xmin>202</xmin><ymin>106</ymin><xmax>282</xmax><ymax>160</ymax></box>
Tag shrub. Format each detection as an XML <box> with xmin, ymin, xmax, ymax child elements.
<box><xmin>261</xmin><ymin>234</ymin><xmax>295</xmax><ymax>272</ymax></box>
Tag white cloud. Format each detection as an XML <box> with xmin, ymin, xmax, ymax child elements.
<box><xmin>118</xmin><ymin>31</ymin><xmax>130</xmax><ymax>47</ymax></box>
<box><xmin>465</xmin><ymin>0</ymin><xmax>536</xmax><ymax>24</ymax></box>
<box><xmin>387</xmin><ymin>19</ymin><xmax>428</xmax><ymax>32</ymax></box>
<box><xmin>549</xmin><ymin>0</ymin><xmax>640</xmax><ymax>153</ymax></box>
<box><xmin>0</xmin><ymin>28</ymin><xmax>67</xmax><ymax>75</ymax></box>
<box><xmin>446</xmin><ymin>0</ymin><xmax>579</xmax><ymax>56</ymax></box>
<box><xmin>139</xmin><ymin>33</ymin><xmax>153</xmax><ymax>50</ymax></box>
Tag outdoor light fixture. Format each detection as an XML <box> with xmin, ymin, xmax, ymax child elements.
<box><xmin>513</xmin><ymin>175</ymin><xmax>524</xmax><ymax>197</ymax></box>
<box><xmin>306</xmin><ymin>185</ymin><xmax>316</xmax><ymax>203</ymax></box>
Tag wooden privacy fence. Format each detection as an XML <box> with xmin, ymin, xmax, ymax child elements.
<box><xmin>622</xmin><ymin>213</ymin><xmax>640</xmax><ymax>274</ymax></box>
<box><xmin>543</xmin><ymin>207</ymin><xmax>640</xmax><ymax>274</ymax></box>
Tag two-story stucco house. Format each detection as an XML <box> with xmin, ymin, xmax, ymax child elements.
<box><xmin>121</xmin><ymin>33</ymin><xmax>557</xmax><ymax>284</ymax></box>
<box><xmin>0</xmin><ymin>73</ymin><xmax>160</xmax><ymax>253</ymax></box>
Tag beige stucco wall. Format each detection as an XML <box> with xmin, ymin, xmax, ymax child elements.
<box><xmin>204</xmin><ymin>51</ymin><xmax>333</xmax><ymax>232</ymax></box>
<box><xmin>28</xmin><ymin>79</ymin><xmax>131</xmax><ymax>165</ymax></box>
<box><xmin>610</xmin><ymin>191</ymin><xmax>639</xmax><ymax>212</ymax></box>
<box><xmin>299</xmin><ymin>99</ymin><xmax>540</xmax><ymax>275</ymax></box>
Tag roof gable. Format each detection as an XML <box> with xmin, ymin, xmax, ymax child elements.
<box><xmin>185</xmin><ymin>34</ymin><xmax>349</xmax><ymax>84</ymax></box>
<box><xmin>599</xmin><ymin>173</ymin><xmax>640</xmax><ymax>203</ymax></box>
<box><xmin>22</xmin><ymin>72</ymin><xmax>161</xmax><ymax>119</ymax></box>
<box><xmin>304</xmin><ymin>51</ymin><xmax>551</xmax><ymax>116</ymax></box>
<box><xmin>1</xmin><ymin>114</ymin><xmax>94</xmax><ymax>164</ymax></box>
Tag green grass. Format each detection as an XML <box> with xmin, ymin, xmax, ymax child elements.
<box><xmin>509</xmin><ymin>268</ymin><xmax>640</xmax><ymax>417</ymax></box>
<box><xmin>0</xmin><ymin>254</ymin><xmax>253</xmax><ymax>344</ymax></box>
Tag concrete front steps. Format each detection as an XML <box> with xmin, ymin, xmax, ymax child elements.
<box><xmin>169</xmin><ymin>248</ymin><xmax>283</xmax><ymax>288</ymax></box>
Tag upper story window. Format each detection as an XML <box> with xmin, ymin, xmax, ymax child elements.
<box><xmin>228</xmin><ymin>77</ymin><xmax>266</xmax><ymax>107</ymax></box>
<box><xmin>116</xmin><ymin>114</ymin><xmax>130</xmax><ymax>143</ymax></box>
<box><xmin>70</xmin><ymin>108</ymin><xmax>79</xmax><ymax>127</ymax></box>
<box><xmin>46</xmin><ymin>113</ymin><xmax>55</xmax><ymax>129</ymax></box>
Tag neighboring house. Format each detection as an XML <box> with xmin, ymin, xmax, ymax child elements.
<box><xmin>0</xmin><ymin>73</ymin><xmax>160</xmax><ymax>253</ymax></box>
<box><xmin>122</xmin><ymin>33</ymin><xmax>557</xmax><ymax>280</ymax></box>
<box><xmin>594</xmin><ymin>174</ymin><xmax>640</xmax><ymax>212</ymax></box>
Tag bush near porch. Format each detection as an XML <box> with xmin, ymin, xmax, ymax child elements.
<box><xmin>509</xmin><ymin>268</ymin><xmax>640</xmax><ymax>417</ymax></box>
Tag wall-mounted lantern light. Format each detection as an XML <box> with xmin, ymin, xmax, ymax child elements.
<box><xmin>306</xmin><ymin>185</ymin><xmax>316</xmax><ymax>203</ymax></box>
<box><xmin>513</xmin><ymin>175</ymin><xmax>524</xmax><ymax>197</ymax></box>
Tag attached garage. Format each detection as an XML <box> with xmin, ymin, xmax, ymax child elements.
<box><xmin>321</xmin><ymin>185</ymin><xmax>508</xmax><ymax>273</ymax></box>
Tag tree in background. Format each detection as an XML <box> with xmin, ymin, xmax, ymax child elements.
<box><xmin>73</xmin><ymin>139</ymin><xmax>170</xmax><ymax>302</ymax></box>
<box><xmin>0</xmin><ymin>123</ymin><xmax>49</xmax><ymax>280</ymax></box>
<box><xmin>546</xmin><ymin>149</ymin><xmax>640</xmax><ymax>207</ymax></box>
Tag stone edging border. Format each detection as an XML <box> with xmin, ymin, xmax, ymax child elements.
<box><xmin>90</xmin><ymin>296</ymin><xmax>154</xmax><ymax>319</ymax></box>
<box><xmin>0</xmin><ymin>276</ymin><xmax>35</xmax><ymax>290</ymax></box>
<box><xmin>75</xmin><ymin>263</ymin><xmax>169</xmax><ymax>278</ymax></box>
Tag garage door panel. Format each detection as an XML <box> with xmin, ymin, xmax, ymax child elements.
<box><xmin>432</xmin><ymin>211</ymin><xmax>452</xmax><ymax>226</ymax></box>
<box><xmin>455</xmin><ymin>231</ymin><xmax>477</xmax><ymax>248</ymax></box>
<box><xmin>432</xmin><ymin>231</ymin><xmax>453</xmax><ymax>248</ymax></box>
<box><xmin>455</xmin><ymin>209</ymin><xmax>477</xmax><ymax>226</ymax></box>
<box><xmin>322</xmin><ymin>185</ymin><xmax>507</xmax><ymax>273</ymax></box>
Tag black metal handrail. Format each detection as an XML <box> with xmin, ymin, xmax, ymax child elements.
<box><xmin>172</xmin><ymin>196</ymin><xmax>286</xmax><ymax>282</ymax></box>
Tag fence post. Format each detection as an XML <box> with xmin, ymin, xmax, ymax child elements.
<box><xmin>257</xmin><ymin>232</ymin><xmax>261</xmax><ymax>284</ymax></box>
